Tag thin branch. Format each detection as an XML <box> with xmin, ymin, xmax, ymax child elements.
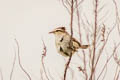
<box><xmin>47</xmin><ymin>69</ymin><xmax>54</xmax><ymax>80</ymax></box>
<box><xmin>97</xmin><ymin>3</ymin><xmax>106</xmax><ymax>13</ymax></box>
<box><xmin>14</xmin><ymin>38</ymin><xmax>31</xmax><ymax>80</ymax></box>
<box><xmin>80</xmin><ymin>14</ymin><xmax>93</xmax><ymax>76</ymax></box>
<box><xmin>66</xmin><ymin>0</ymin><xmax>71</xmax><ymax>6</ymax></box>
<box><xmin>64</xmin><ymin>0</ymin><xmax>74</xmax><ymax>80</ymax></box>
<box><xmin>114</xmin><ymin>54</ymin><xmax>120</xmax><ymax>67</ymax></box>
<box><xmin>80</xmin><ymin>14</ymin><xmax>93</xmax><ymax>33</ymax></box>
<box><xmin>116</xmin><ymin>69</ymin><xmax>120</xmax><ymax>80</ymax></box>
<box><xmin>64</xmin><ymin>53</ymin><xmax>72</xmax><ymax>80</ymax></box>
<box><xmin>101</xmin><ymin>64</ymin><xmax>107</xmax><ymax>80</ymax></box>
<box><xmin>90</xmin><ymin>0</ymin><xmax>98</xmax><ymax>79</ymax></box>
<box><xmin>75</xmin><ymin>1</ymin><xmax>88</xmax><ymax>79</ymax></box>
<box><xmin>74</xmin><ymin>0</ymin><xmax>84</xmax><ymax>10</ymax></box>
<box><xmin>78</xmin><ymin>66</ymin><xmax>87</xmax><ymax>77</ymax></box>
<box><xmin>97</xmin><ymin>41</ymin><xmax>120</xmax><ymax>80</ymax></box>
<box><xmin>41</xmin><ymin>39</ymin><xmax>49</xmax><ymax>80</ymax></box>
<box><xmin>97</xmin><ymin>52</ymin><xmax>113</xmax><ymax>80</ymax></box>
<box><xmin>76</xmin><ymin>0</ymin><xmax>82</xmax><ymax>41</ymax></box>
<box><xmin>113</xmin><ymin>42</ymin><xmax>120</xmax><ymax>66</ymax></box>
<box><xmin>94</xmin><ymin>23</ymin><xmax>116</xmax><ymax>70</ymax></box>
<box><xmin>101</xmin><ymin>50</ymin><xmax>108</xmax><ymax>80</ymax></box>
<box><xmin>113</xmin><ymin>0</ymin><xmax>120</xmax><ymax>36</ymax></box>
<box><xmin>10</xmin><ymin>44</ymin><xmax>17</xmax><ymax>80</ymax></box>
<box><xmin>114</xmin><ymin>65</ymin><xmax>119</xmax><ymax>80</ymax></box>
<box><xmin>62</xmin><ymin>0</ymin><xmax>70</xmax><ymax>14</ymax></box>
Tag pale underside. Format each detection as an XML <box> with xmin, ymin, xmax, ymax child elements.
<box><xmin>55</xmin><ymin>32</ymin><xmax>81</xmax><ymax>57</ymax></box>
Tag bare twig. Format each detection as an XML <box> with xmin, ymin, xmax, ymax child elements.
<box><xmin>113</xmin><ymin>0</ymin><xmax>120</xmax><ymax>36</ymax></box>
<box><xmin>101</xmin><ymin>50</ymin><xmax>108</xmax><ymax>80</ymax></box>
<box><xmin>97</xmin><ymin>52</ymin><xmax>113</xmax><ymax>80</ymax></box>
<box><xmin>14</xmin><ymin>38</ymin><xmax>31</xmax><ymax>80</ymax></box>
<box><xmin>97</xmin><ymin>3</ymin><xmax>106</xmax><ymax>13</ymax></box>
<box><xmin>66</xmin><ymin>0</ymin><xmax>71</xmax><ymax>6</ymax></box>
<box><xmin>47</xmin><ymin>69</ymin><xmax>54</xmax><ymax>80</ymax></box>
<box><xmin>94</xmin><ymin>23</ymin><xmax>116</xmax><ymax>70</ymax></box>
<box><xmin>114</xmin><ymin>65</ymin><xmax>119</xmax><ymax>80</ymax></box>
<box><xmin>97</xmin><ymin>41</ymin><xmax>120</xmax><ymax>80</ymax></box>
<box><xmin>64</xmin><ymin>0</ymin><xmax>74</xmax><ymax>80</ymax></box>
<box><xmin>113</xmin><ymin>42</ymin><xmax>120</xmax><ymax>67</ymax></box>
<box><xmin>78</xmin><ymin>67</ymin><xmax>86</xmax><ymax>76</ymax></box>
<box><xmin>76</xmin><ymin>0</ymin><xmax>81</xmax><ymax>41</ymax></box>
<box><xmin>74</xmin><ymin>0</ymin><xmax>84</xmax><ymax>10</ymax></box>
<box><xmin>41</xmin><ymin>39</ymin><xmax>49</xmax><ymax>80</ymax></box>
<box><xmin>80</xmin><ymin>14</ymin><xmax>93</xmax><ymax>33</ymax></box>
<box><xmin>116</xmin><ymin>69</ymin><xmax>120</xmax><ymax>80</ymax></box>
<box><xmin>64</xmin><ymin>53</ymin><xmax>72</xmax><ymax>80</ymax></box>
<box><xmin>114</xmin><ymin>54</ymin><xmax>120</xmax><ymax>67</ymax></box>
<box><xmin>90</xmin><ymin>0</ymin><xmax>98</xmax><ymax>79</ymax></box>
<box><xmin>10</xmin><ymin>44</ymin><xmax>17</xmax><ymax>80</ymax></box>
<box><xmin>75</xmin><ymin>0</ymin><xmax>88</xmax><ymax>79</ymax></box>
<box><xmin>62</xmin><ymin>0</ymin><xmax>70</xmax><ymax>14</ymax></box>
<box><xmin>101</xmin><ymin>65</ymin><xmax>107</xmax><ymax>80</ymax></box>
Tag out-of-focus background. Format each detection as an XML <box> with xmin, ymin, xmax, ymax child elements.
<box><xmin>0</xmin><ymin>0</ymin><xmax>120</xmax><ymax>80</ymax></box>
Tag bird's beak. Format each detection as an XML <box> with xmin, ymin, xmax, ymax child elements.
<box><xmin>49</xmin><ymin>31</ymin><xmax>55</xmax><ymax>34</ymax></box>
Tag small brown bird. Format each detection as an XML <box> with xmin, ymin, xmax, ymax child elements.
<box><xmin>49</xmin><ymin>27</ymin><xmax>89</xmax><ymax>57</ymax></box>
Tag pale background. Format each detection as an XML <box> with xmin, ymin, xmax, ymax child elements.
<box><xmin>0</xmin><ymin>0</ymin><xmax>120</xmax><ymax>80</ymax></box>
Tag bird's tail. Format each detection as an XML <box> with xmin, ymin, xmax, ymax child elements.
<box><xmin>79</xmin><ymin>45</ymin><xmax>90</xmax><ymax>49</ymax></box>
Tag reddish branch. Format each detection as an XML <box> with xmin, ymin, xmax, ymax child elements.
<box><xmin>75</xmin><ymin>0</ymin><xmax>84</xmax><ymax>9</ymax></box>
<box><xmin>41</xmin><ymin>39</ymin><xmax>49</xmax><ymax>80</ymax></box>
<box><xmin>113</xmin><ymin>0</ymin><xmax>120</xmax><ymax>36</ymax></box>
<box><xmin>75</xmin><ymin>0</ymin><xmax>84</xmax><ymax>41</ymax></box>
<box><xmin>96</xmin><ymin>27</ymin><xmax>119</xmax><ymax>80</ymax></box>
<box><xmin>64</xmin><ymin>54</ymin><xmax>72</xmax><ymax>80</ymax></box>
<box><xmin>61</xmin><ymin>0</ymin><xmax>120</xmax><ymax>80</ymax></box>
<box><xmin>14</xmin><ymin>39</ymin><xmax>31</xmax><ymax>80</ymax></box>
<box><xmin>114</xmin><ymin>53</ymin><xmax>120</xmax><ymax>67</ymax></box>
<box><xmin>97</xmin><ymin>52</ymin><xmax>113</xmax><ymax>80</ymax></box>
<box><xmin>94</xmin><ymin>23</ymin><xmax>116</xmax><ymax>69</ymax></box>
<box><xmin>64</xmin><ymin>0</ymin><xmax>74</xmax><ymax>80</ymax></box>
<box><xmin>76</xmin><ymin>0</ymin><xmax>81</xmax><ymax>40</ymax></box>
<box><xmin>76</xmin><ymin>0</ymin><xmax>88</xmax><ymax>79</ymax></box>
<box><xmin>113</xmin><ymin>42</ymin><xmax>120</xmax><ymax>67</ymax></box>
<box><xmin>90</xmin><ymin>0</ymin><xmax>98</xmax><ymax>79</ymax></box>
<box><xmin>97</xmin><ymin>42</ymin><xmax>120</xmax><ymax>80</ymax></box>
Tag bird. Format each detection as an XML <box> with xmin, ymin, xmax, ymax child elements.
<box><xmin>49</xmin><ymin>27</ymin><xmax>89</xmax><ymax>57</ymax></box>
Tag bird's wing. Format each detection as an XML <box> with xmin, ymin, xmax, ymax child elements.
<box><xmin>72</xmin><ymin>38</ymin><xmax>81</xmax><ymax>49</ymax></box>
<box><xmin>67</xmin><ymin>33</ymin><xmax>89</xmax><ymax>49</ymax></box>
<box><xmin>72</xmin><ymin>37</ymin><xmax>89</xmax><ymax>49</ymax></box>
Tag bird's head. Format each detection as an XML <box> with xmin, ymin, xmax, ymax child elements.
<box><xmin>49</xmin><ymin>27</ymin><xmax>66</xmax><ymax>35</ymax></box>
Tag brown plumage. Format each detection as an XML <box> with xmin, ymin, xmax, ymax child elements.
<box><xmin>49</xmin><ymin>27</ymin><xmax>89</xmax><ymax>57</ymax></box>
